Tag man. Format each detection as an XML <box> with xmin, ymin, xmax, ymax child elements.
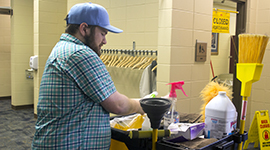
<box><xmin>32</xmin><ymin>2</ymin><xmax>144</xmax><ymax>149</ymax></box>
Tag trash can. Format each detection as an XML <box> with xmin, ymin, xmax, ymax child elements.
<box><xmin>111</xmin><ymin>127</ymin><xmax>153</xmax><ymax>150</ymax></box>
<box><xmin>110</xmin><ymin>114</ymin><xmax>152</xmax><ymax>150</ymax></box>
<box><xmin>110</xmin><ymin>114</ymin><xmax>170</xmax><ymax>150</ymax></box>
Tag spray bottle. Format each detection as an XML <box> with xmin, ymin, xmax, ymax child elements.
<box><xmin>163</xmin><ymin>81</ymin><xmax>188</xmax><ymax>129</ymax></box>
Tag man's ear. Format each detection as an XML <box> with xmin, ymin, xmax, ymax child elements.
<box><xmin>79</xmin><ymin>22</ymin><xmax>89</xmax><ymax>36</ymax></box>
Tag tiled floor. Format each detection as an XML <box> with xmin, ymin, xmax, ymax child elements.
<box><xmin>0</xmin><ymin>98</ymin><xmax>261</xmax><ymax>150</ymax></box>
<box><xmin>0</xmin><ymin>98</ymin><xmax>36</xmax><ymax>150</ymax></box>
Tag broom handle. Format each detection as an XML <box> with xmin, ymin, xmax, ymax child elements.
<box><xmin>210</xmin><ymin>60</ymin><xmax>215</xmax><ymax>78</ymax></box>
<box><xmin>238</xmin><ymin>96</ymin><xmax>248</xmax><ymax>150</ymax></box>
<box><xmin>152</xmin><ymin>129</ymin><xmax>158</xmax><ymax>150</ymax></box>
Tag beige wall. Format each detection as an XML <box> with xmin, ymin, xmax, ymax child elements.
<box><xmin>5</xmin><ymin>0</ymin><xmax>270</xmax><ymax>130</ymax></box>
<box><xmin>0</xmin><ymin>0</ymin><xmax>11</xmax><ymax>97</ymax></box>
<box><xmin>33</xmin><ymin>0</ymin><xmax>67</xmax><ymax>114</ymax></box>
<box><xmin>10</xmin><ymin>0</ymin><xmax>34</xmax><ymax>106</ymax></box>
<box><xmin>245</xmin><ymin>0</ymin><xmax>270</xmax><ymax>130</ymax></box>
<box><xmin>157</xmin><ymin>0</ymin><xmax>212</xmax><ymax>114</ymax></box>
<box><xmin>68</xmin><ymin>0</ymin><xmax>159</xmax><ymax>50</ymax></box>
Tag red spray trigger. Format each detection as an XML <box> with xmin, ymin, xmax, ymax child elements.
<box><xmin>167</xmin><ymin>81</ymin><xmax>188</xmax><ymax>98</ymax></box>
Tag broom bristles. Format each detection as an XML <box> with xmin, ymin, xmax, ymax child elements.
<box><xmin>238</xmin><ymin>34</ymin><xmax>269</xmax><ymax>63</ymax></box>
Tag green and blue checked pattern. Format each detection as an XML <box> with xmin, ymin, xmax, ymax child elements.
<box><xmin>32</xmin><ymin>33</ymin><xmax>116</xmax><ymax>149</ymax></box>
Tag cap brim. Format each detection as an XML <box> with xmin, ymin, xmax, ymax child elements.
<box><xmin>101</xmin><ymin>25</ymin><xmax>123</xmax><ymax>33</ymax></box>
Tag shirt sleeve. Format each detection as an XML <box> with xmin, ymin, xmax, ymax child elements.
<box><xmin>64</xmin><ymin>49</ymin><xmax>116</xmax><ymax>103</ymax></box>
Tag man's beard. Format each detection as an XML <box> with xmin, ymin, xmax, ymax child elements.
<box><xmin>84</xmin><ymin>33</ymin><xmax>101</xmax><ymax>57</ymax></box>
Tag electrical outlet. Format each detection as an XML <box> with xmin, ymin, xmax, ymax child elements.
<box><xmin>25</xmin><ymin>69</ymin><xmax>34</xmax><ymax>79</ymax></box>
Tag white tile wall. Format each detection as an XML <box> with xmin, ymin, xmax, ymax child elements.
<box><xmin>32</xmin><ymin>0</ymin><xmax>67</xmax><ymax>113</ymax></box>
<box><xmin>195</xmin><ymin>0</ymin><xmax>212</xmax><ymax>15</ymax></box>
<box><xmin>10</xmin><ymin>0</ymin><xmax>33</xmax><ymax>105</ymax></box>
<box><xmin>170</xmin><ymin>47</ymin><xmax>194</xmax><ymax>64</ymax></box>
<box><xmin>172</xmin><ymin>10</ymin><xmax>194</xmax><ymax>29</ymax></box>
<box><xmin>194</xmin><ymin>14</ymin><xmax>212</xmax><ymax>31</ymax></box>
<box><xmin>172</xmin><ymin>0</ymin><xmax>193</xmax><ymax>12</ymax></box>
<box><xmin>157</xmin><ymin>0</ymin><xmax>212</xmax><ymax>114</ymax></box>
<box><xmin>245</xmin><ymin>0</ymin><xmax>270</xmax><ymax>130</ymax></box>
<box><xmin>170</xmin><ymin>65</ymin><xmax>192</xmax><ymax>81</ymax></box>
<box><xmin>171</xmin><ymin>29</ymin><xmax>193</xmax><ymax>47</ymax></box>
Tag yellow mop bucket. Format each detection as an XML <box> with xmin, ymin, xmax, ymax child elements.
<box><xmin>110</xmin><ymin>114</ymin><xmax>145</xmax><ymax>150</ymax></box>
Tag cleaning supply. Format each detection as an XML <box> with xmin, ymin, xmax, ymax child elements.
<box><xmin>141</xmin><ymin>115</ymin><xmax>152</xmax><ymax>131</ymax></box>
<box><xmin>199</xmin><ymin>81</ymin><xmax>233</xmax><ymax>122</ymax></box>
<box><xmin>143</xmin><ymin>91</ymin><xmax>158</xmax><ymax>99</ymax></box>
<box><xmin>166</xmin><ymin>122</ymin><xmax>205</xmax><ymax>142</ymax></box>
<box><xmin>236</xmin><ymin>34</ymin><xmax>269</xmax><ymax>150</ymax></box>
<box><xmin>141</xmin><ymin>91</ymin><xmax>158</xmax><ymax>131</ymax></box>
<box><xmin>140</xmin><ymin>98</ymin><xmax>172</xmax><ymax>150</ymax></box>
<box><xmin>204</xmin><ymin>91</ymin><xmax>237</xmax><ymax>139</ymax></box>
<box><xmin>164</xmin><ymin>81</ymin><xmax>188</xmax><ymax>129</ymax></box>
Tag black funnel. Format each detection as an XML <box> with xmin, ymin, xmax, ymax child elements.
<box><xmin>140</xmin><ymin>98</ymin><xmax>172</xmax><ymax>129</ymax></box>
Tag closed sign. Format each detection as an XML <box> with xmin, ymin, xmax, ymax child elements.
<box><xmin>212</xmin><ymin>11</ymin><xmax>230</xmax><ymax>33</ymax></box>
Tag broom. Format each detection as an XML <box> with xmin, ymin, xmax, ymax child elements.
<box><xmin>237</xmin><ymin>34</ymin><xmax>269</xmax><ymax>150</ymax></box>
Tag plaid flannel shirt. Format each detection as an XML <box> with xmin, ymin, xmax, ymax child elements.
<box><xmin>32</xmin><ymin>33</ymin><xmax>116</xmax><ymax>150</ymax></box>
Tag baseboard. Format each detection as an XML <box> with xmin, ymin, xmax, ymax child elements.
<box><xmin>11</xmin><ymin>104</ymin><xmax>34</xmax><ymax>110</ymax></box>
<box><xmin>0</xmin><ymin>96</ymin><xmax>11</xmax><ymax>100</ymax></box>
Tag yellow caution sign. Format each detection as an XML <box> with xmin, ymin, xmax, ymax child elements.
<box><xmin>212</xmin><ymin>10</ymin><xmax>230</xmax><ymax>33</ymax></box>
<box><xmin>244</xmin><ymin>110</ymin><xmax>270</xmax><ymax>150</ymax></box>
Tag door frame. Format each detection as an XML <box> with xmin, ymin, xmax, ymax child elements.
<box><xmin>231</xmin><ymin>0</ymin><xmax>247</xmax><ymax>128</ymax></box>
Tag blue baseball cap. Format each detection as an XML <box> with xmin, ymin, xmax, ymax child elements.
<box><xmin>66</xmin><ymin>2</ymin><xmax>123</xmax><ymax>33</ymax></box>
